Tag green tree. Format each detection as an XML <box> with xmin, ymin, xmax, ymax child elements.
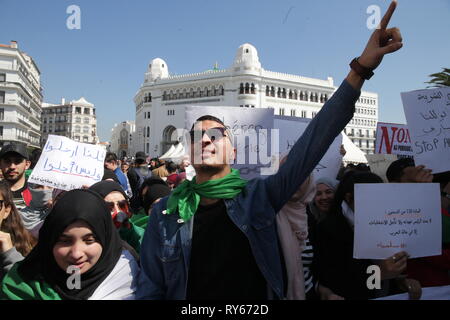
<box><xmin>425</xmin><ymin>68</ymin><xmax>450</xmax><ymax>87</ymax></box>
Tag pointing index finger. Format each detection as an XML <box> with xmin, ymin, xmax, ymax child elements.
<box><xmin>380</xmin><ymin>0</ymin><xmax>397</xmax><ymax>30</ymax></box>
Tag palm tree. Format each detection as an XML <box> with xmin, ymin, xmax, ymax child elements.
<box><xmin>425</xmin><ymin>68</ymin><xmax>450</xmax><ymax>87</ymax></box>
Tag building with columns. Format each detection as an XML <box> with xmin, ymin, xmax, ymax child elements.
<box><xmin>0</xmin><ymin>41</ymin><xmax>43</xmax><ymax>149</ymax></box>
<box><xmin>109</xmin><ymin>121</ymin><xmax>135</xmax><ymax>159</ymax></box>
<box><xmin>134</xmin><ymin>43</ymin><xmax>378</xmax><ymax>157</ymax></box>
<box><xmin>41</xmin><ymin>97</ymin><xmax>99</xmax><ymax>146</ymax></box>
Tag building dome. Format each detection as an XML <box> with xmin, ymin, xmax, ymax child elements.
<box><xmin>146</xmin><ymin>58</ymin><xmax>169</xmax><ymax>81</ymax></box>
<box><xmin>233</xmin><ymin>43</ymin><xmax>261</xmax><ymax>69</ymax></box>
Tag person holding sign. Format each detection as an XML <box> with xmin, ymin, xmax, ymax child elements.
<box><xmin>314</xmin><ymin>171</ymin><xmax>422</xmax><ymax>299</ymax></box>
<box><xmin>137</xmin><ymin>1</ymin><xmax>404</xmax><ymax>300</ymax></box>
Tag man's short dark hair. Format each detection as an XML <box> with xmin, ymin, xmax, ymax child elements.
<box><xmin>190</xmin><ymin>115</ymin><xmax>226</xmax><ymax>130</ymax></box>
<box><xmin>386</xmin><ymin>157</ymin><xmax>415</xmax><ymax>182</ymax></box>
<box><xmin>167</xmin><ymin>161</ymin><xmax>178</xmax><ymax>174</ymax></box>
<box><xmin>105</xmin><ymin>152</ymin><xmax>118</xmax><ymax>163</ymax></box>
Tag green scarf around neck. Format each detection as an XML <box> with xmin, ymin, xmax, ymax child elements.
<box><xmin>166</xmin><ymin>168</ymin><xmax>247</xmax><ymax>222</ymax></box>
<box><xmin>1</xmin><ymin>263</ymin><xmax>61</xmax><ymax>300</ymax></box>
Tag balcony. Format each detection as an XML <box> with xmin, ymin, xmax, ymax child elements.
<box><xmin>17</xmin><ymin>136</ymin><xmax>30</xmax><ymax>143</ymax></box>
<box><xmin>18</xmin><ymin>118</ymin><xmax>28</xmax><ymax>126</ymax></box>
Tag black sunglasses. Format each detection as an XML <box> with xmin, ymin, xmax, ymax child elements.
<box><xmin>105</xmin><ymin>199</ymin><xmax>128</xmax><ymax>212</ymax></box>
<box><xmin>189</xmin><ymin>127</ymin><xmax>227</xmax><ymax>143</ymax></box>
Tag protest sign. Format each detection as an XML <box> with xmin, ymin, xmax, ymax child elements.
<box><xmin>375</xmin><ymin>122</ymin><xmax>413</xmax><ymax>157</ymax></box>
<box><xmin>29</xmin><ymin>135</ymin><xmax>106</xmax><ymax>190</ymax></box>
<box><xmin>274</xmin><ymin>115</ymin><xmax>343</xmax><ymax>181</ymax></box>
<box><xmin>365</xmin><ymin>154</ymin><xmax>398</xmax><ymax>182</ymax></box>
<box><xmin>185</xmin><ymin>106</ymin><xmax>275</xmax><ymax>180</ymax></box>
<box><xmin>353</xmin><ymin>183</ymin><xmax>442</xmax><ymax>259</ymax></box>
<box><xmin>401</xmin><ymin>87</ymin><xmax>450</xmax><ymax>173</ymax></box>
<box><xmin>376</xmin><ymin>285</ymin><xmax>450</xmax><ymax>300</ymax></box>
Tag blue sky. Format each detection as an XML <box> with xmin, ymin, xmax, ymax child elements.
<box><xmin>1</xmin><ymin>0</ymin><xmax>449</xmax><ymax>142</ymax></box>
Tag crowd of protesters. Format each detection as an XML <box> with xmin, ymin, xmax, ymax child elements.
<box><xmin>0</xmin><ymin>1</ymin><xmax>448</xmax><ymax>300</ymax></box>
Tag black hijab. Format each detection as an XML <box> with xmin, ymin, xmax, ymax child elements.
<box><xmin>18</xmin><ymin>189</ymin><xmax>123</xmax><ymax>300</ymax></box>
<box><xmin>89</xmin><ymin>180</ymin><xmax>127</xmax><ymax>199</ymax></box>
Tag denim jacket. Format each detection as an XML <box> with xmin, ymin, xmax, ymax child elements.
<box><xmin>137</xmin><ymin>80</ymin><xmax>360</xmax><ymax>300</ymax></box>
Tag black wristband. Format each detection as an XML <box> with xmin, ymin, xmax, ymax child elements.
<box><xmin>350</xmin><ymin>57</ymin><xmax>374</xmax><ymax>80</ymax></box>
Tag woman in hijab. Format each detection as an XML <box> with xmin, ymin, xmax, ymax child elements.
<box><xmin>0</xmin><ymin>189</ymin><xmax>139</xmax><ymax>300</ymax></box>
<box><xmin>89</xmin><ymin>181</ymin><xmax>144</xmax><ymax>255</ymax></box>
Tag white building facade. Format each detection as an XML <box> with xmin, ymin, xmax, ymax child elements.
<box><xmin>134</xmin><ymin>43</ymin><xmax>378</xmax><ymax>157</ymax></box>
<box><xmin>0</xmin><ymin>41</ymin><xmax>43</xmax><ymax>149</ymax></box>
<box><xmin>41</xmin><ymin>97</ymin><xmax>99</xmax><ymax>146</ymax></box>
<box><xmin>109</xmin><ymin>121</ymin><xmax>136</xmax><ymax>159</ymax></box>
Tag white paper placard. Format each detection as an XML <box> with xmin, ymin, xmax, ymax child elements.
<box><xmin>274</xmin><ymin>115</ymin><xmax>343</xmax><ymax>181</ymax></box>
<box><xmin>353</xmin><ymin>183</ymin><xmax>442</xmax><ymax>259</ymax></box>
<box><xmin>401</xmin><ymin>88</ymin><xmax>450</xmax><ymax>173</ymax></box>
<box><xmin>29</xmin><ymin>135</ymin><xmax>106</xmax><ymax>190</ymax></box>
<box><xmin>375</xmin><ymin>285</ymin><xmax>450</xmax><ymax>300</ymax></box>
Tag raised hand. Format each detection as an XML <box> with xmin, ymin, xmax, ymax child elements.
<box><xmin>0</xmin><ymin>231</ymin><xmax>13</xmax><ymax>253</ymax></box>
<box><xmin>358</xmin><ymin>0</ymin><xmax>403</xmax><ymax>70</ymax></box>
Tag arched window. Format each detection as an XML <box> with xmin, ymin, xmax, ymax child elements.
<box><xmin>239</xmin><ymin>83</ymin><xmax>244</xmax><ymax>94</ymax></box>
<box><xmin>294</xmin><ymin>91</ymin><xmax>298</xmax><ymax>100</ymax></box>
<box><xmin>213</xmin><ymin>86</ymin><xmax>218</xmax><ymax>96</ymax></box>
<box><xmin>282</xmin><ymin>88</ymin><xmax>287</xmax><ymax>99</ymax></box>
<box><xmin>205</xmin><ymin>87</ymin><xmax>210</xmax><ymax>97</ymax></box>
<box><xmin>220</xmin><ymin>85</ymin><xmax>224</xmax><ymax>95</ymax></box>
<box><xmin>266</xmin><ymin>86</ymin><xmax>270</xmax><ymax>96</ymax></box>
<box><xmin>175</xmin><ymin>90</ymin><xmax>180</xmax><ymax>100</ymax></box>
<box><xmin>271</xmin><ymin>86</ymin><xmax>275</xmax><ymax>97</ymax></box>
<box><xmin>162</xmin><ymin>91</ymin><xmax>167</xmax><ymax>101</ymax></box>
<box><xmin>147</xmin><ymin>126</ymin><xmax>150</xmax><ymax>137</ymax></box>
<box><xmin>196</xmin><ymin>87</ymin><xmax>201</xmax><ymax>98</ymax></box>
<box><xmin>289</xmin><ymin>90</ymin><xmax>293</xmax><ymax>99</ymax></box>
<box><xmin>190</xmin><ymin>88</ymin><xmax>194</xmax><ymax>98</ymax></box>
<box><xmin>250</xmin><ymin>83</ymin><xmax>255</xmax><ymax>94</ymax></box>
<box><xmin>245</xmin><ymin>83</ymin><xmax>250</xmax><ymax>94</ymax></box>
<box><xmin>277</xmin><ymin>88</ymin><xmax>281</xmax><ymax>98</ymax></box>
<box><xmin>162</xmin><ymin>125</ymin><xmax>177</xmax><ymax>154</ymax></box>
<box><xmin>120</xmin><ymin>129</ymin><xmax>128</xmax><ymax>145</ymax></box>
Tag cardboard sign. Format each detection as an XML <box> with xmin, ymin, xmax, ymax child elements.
<box><xmin>401</xmin><ymin>88</ymin><xmax>450</xmax><ymax>173</ymax></box>
<box><xmin>353</xmin><ymin>183</ymin><xmax>442</xmax><ymax>259</ymax></box>
<box><xmin>365</xmin><ymin>154</ymin><xmax>398</xmax><ymax>182</ymax></box>
<box><xmin>29</xmin><ymin>135</ymin><xmax>105</xmax><ymax>190</ymax></box>
<box><xmin>375</xmin><ymin>122</ymin><xmax>413</xmax><ymax>157</ymax></box>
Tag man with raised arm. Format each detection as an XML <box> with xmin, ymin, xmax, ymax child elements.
<box><xmin>137</xmin><ymin>1</ymin><xmax>403</xmax><ymax>300</ymax></box>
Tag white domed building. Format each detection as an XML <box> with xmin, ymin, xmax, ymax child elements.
<box><xmin>134</xmin><ymin>44</ymin><xmax>378</xmax><ymax>157</ymax></box>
